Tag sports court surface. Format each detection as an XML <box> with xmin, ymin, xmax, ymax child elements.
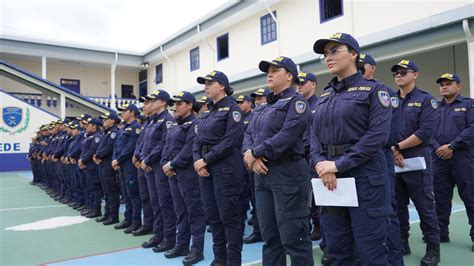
<box><xmin>1</xmin><ymin>171</ymin><xmax>472</xmax><ymax>265</ymax></box>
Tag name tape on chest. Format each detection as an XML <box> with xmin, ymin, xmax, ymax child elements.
<box><xmin>407</xmin><ymin>102</ymin><xmax>422</xmax><ymax>107</ymax></box>
<box><xmin>347</xmin><ymin>86</ymin><xmax>372</xmax><ymax>92</ymax></box>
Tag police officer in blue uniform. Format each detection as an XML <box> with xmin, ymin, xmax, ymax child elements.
<box><xmin>161</xmin><ymin>91</ymin><xmax>206</xmax><ymax>264</ymax></box>
<box><xmin>250</xmin><ymin>87</ymin><xmax>270</xmax><ymax>106</ymax></box>
<box><xmin>193</xmin><ymin>70</ymin><xmax>244</xmax><ymax>266</ymax></box>
<box><xmin>296</xmin><ymin>71</ymin><xmax>321</xmax><ymax>242</ymax></box>
<box><xmin>359</xmin><ymin>53</ymin><xmax>404</xmax><ymax>266</ymax></box>
<box><xmin>66</xmin><ymin>121</ymin><xmax>84</xmax><ymax>210</ymax></box>
<box><xmin>139</xmin><ymin>90</ymin><xmax>177</xmax><ymax>253</ymax></box>
<box><xmin>94</xmin><ymin>112</ymin><xmax>121</xmax><ymax>225</ymax></box>
<box><xmin>112</xmin><ymin>104</ymin><xmax>142</xmax><ymax>233</ymax></box>
<box><xmin>78</xmin><ymin>117</ymin><xmax>104</xmax><ymax>218</ymax></box>
<box><xmin>196</xmin><ymin>95</ymin><xmax>211</xmax><ymax>116</ymax></box>
<box><xmin>134</xmin><ymin>95</ymin><xmax>164</xmax><ymax>248</ymax></box>
<box><xmin>391</xmin><ymin>59</ymin><xmax>441</xmax><ymax>265</ymax></box>
<box><xmin>431</xmin><ymin>73</ymin><xmax>474</xmax><ymax>252</ymax></box>
<box><xmin>311</xmin><ymin>33</ymin><xmax>392</xmax><ymax>265</ymax></box>
<box><xmin>242</xmin><ymin>56</ymin><xmax>313</xmax><ymax>266</ymax></box>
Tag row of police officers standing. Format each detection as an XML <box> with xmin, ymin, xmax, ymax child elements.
<box><xmin>29</xmin><ymin>32</ymin><xmax>473</xmax><ymax>266</ymax></box>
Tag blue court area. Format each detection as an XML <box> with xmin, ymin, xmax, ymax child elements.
<box><xmin>1</xmin><ymin>171</ymin><xmax>471</xmax><ymax>266</ymax></box>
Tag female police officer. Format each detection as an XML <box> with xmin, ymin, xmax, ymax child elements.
<box><xmin>242</xmin><ymin>56</ymin><xmax>313</xmax><ymax>266</ymax></box>
<box><xmin>193</xmin><ymin>71</ymin><xmax>244</xmax><ymax>266</ymax></box>
<box><xmin>310</xmin><ymin>33</ymin><xmax>392</xmax><ymax>265</ymax></box>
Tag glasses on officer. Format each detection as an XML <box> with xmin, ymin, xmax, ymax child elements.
<box><xmin>392</xmin><ymin>70</ymin><xmax>414</xmax><ymax>77</ymax></box>
<box><xmin>319</xmin><ymin>47</ymin><xmax>349</xmax><ymax>64</ymax></box>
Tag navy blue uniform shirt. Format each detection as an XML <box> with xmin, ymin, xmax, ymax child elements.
<box><xmin>95</xmin><ymin>125</ymin><xmax>119</xmax><ymax>160</ymax></box>
<box><xmin>244</xmin><ymin>87</ymin><xmax>310</xmax><ymax>161</ymax></box>
<box><xmin>193</xmin><ymin>96</ymin><xmax>244</xmax><ymax>164</ymax></box>
<box><xmin>140</xmin><ymin>110</ymin><xmax>175</xmax><ymax>165</ymax></box>
<box><xmin>433</xmin><ymin>95</ymin><xmax>474</xmax><ymax>150</ymax></box>
<box><xmin>310</xmin><ymin>72</ymin><xmax>392</xmax><ymax>173</ymax></box>
<box><xmin>113</xmin><ymin>120</ymin><xmax>140</xmax><ymax>164</ymax></box>
<box><xmin>161</xmin><ymin>114</ymin><xmax>197</xmax><ymax>168</ymax></box>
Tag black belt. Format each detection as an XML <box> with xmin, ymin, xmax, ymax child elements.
<box><xmin>323</xmin><ymin>144</ymin><xmax>352</xmax><ymax>157</ymax></box>
<box><xmin>321</xmin><ymin>206</ymin><xmax>349</xmax><ymax>217</ymax></box>
<box><xmin>201</xmin><ymin>144</ymin><xmax>215</xmax><ymax>156</ymax></box>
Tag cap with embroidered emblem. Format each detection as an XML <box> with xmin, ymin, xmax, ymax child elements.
<box><xmin>436</xmin><ymin>73</ymin><xmax>461</xmax><ymax>84</ymax></box>
<box><xmin>313</xmin><ymin>32</ymin><xmax>360</xmax><ymax>54</ymax></box>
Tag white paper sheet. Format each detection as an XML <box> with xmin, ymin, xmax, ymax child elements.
<box><xmin>311</xmin><ymin>178</ymin><xmax>359</xmax><ymax>207</ymax></box>
<box><xmin>394</xmin><ymin>157</ymin><xmax>426</xmax><ymax>173</ymax></box>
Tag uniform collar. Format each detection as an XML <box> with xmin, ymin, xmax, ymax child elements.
<box><xmin>176</xmin><ymin>113</ymin><xmax>195</xmax><ymax>124</ymax></box>
<box><xmin>210</xmin><ymin>96</ymin><xmax>233</xmax><ymax>110</ymax></box>
<box><xmin>442</xmin><ymin>94</ymin><xmax>464</xmax><ymax>105</ymax></box>
<box><xmin>398</xmin><ymin>86</ymin><xmax>420</xmax><ymax>100</ymax></box>
<box><xmin>126</xmin><ymin>119</ymin><xmax>138</xmax><ymax>127</ymax></box>
<box><xmin>328</xmin><ymin>71</ymin><xmax>362</xmax><ymax>91</ymax></box>
<box><xmin>307</xmin><ymin>94</ymin><xmax>318</xmax><ymax>104</ymax></box>
<box><xmin>268</xmin><ymin>87</ymin><xmax>295</xmax><ymax>104</ymax></box>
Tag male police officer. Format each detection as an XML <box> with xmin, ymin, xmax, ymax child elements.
<box><xmin>391</xmin><ymin>60</ymin><xmax>441</xmax><ymax>265</ymax></box>
<box><xmin>432</xmin><ymin>73</ymin><xmax>474</xmax><ymax>251</ymax></box>
<box><xmin>250</xmin><ymin>87</ymin><xmax>270</xmax><ymax>106</ymax></box>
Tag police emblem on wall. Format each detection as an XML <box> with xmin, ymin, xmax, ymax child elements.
<box><xmin>0</xmin><ymin>107</ymin><xmax>30</xmax><ymax>134</ymax></box>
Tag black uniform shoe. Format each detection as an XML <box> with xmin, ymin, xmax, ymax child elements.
<box><xmin>402</xmin><ymin>237</ymin><xmax>411</xmax><ymax>255</ymax></box>
<box><xmin>114</xmin><ymin>220</ymin><xmax>131</xmax><ymax>230</ymax></box>
<box><xmin>182</xmin><ymin>250</ymin><xmax>204</xmax><ymax>265</ymax></box>
<box><xmin>471</xmin><ymin>241</ymin><xmax>474</xmax><ymax>252</ymax></box>
<box><xmin>164</xmin><ymin>246</ymin><xmax>190</xmax><ymax>258</ymax></box>
<box><xmin>207</xmin><ymin>226</ymin><xmax>212</xmax><ymax>233</ymax></box>
<box><xmin>103</xmin><ymin>218</ymin><xmax>119</xmax><ymax>226</ymax></box>
<box><xmin>311</xmin><ymin>224</ymin><xmax>321</xmax><ymax>241</ymax></box>
<box><xmin>95</xmin><ymin>216</ymin><xmax>108</xmax><ymax>223</ymax></box>
<box><xmin>132</xmin><ymin>226</ymin><xmax>152</xmax><ymax>236</ymax></box>
<box><xmin>124</xmin><ymin>224</ymin><xmax>141</xmax><ymax>234</ymax></box>
<box><xmin>421</xmin><ymin>244</ymin><xmax>440</xmax><ymax>266</ymax></box>
<box><xmin>321</xmin><ymin>249</ymin><xmax>332</xmax><ymax>265</ymax></box>
<box><xmin>210</xmin><ymin>258</ymin><xmax>226</xmax><ymax>266</ymax></box>
<box><xmin>152</xmin><ymin>240</ymin><xmax>175</xmax><ymax>253</ymax></box>
<box><xmin>80</xmin><ymin>209</ymin><xmax>92</xmax><ymax>216</ymax></box>
<box><xmin>77</xmin><ymin>205</ymin><xmax>86</xmax><ymax>211</ymax></box>
<box><xmin>142</xmin><ymin>236</ymin><xmax>162</xmax><ymax>248</ymax></box>
<box><xmin>85</xmin><ymin>210</ymin><xmax>101</xmax><ymax>218</ymax></box>
<box><xmin>243</xmin><ymin>232</ymin><xmax>263</xmax><ymax>244</ymax></box>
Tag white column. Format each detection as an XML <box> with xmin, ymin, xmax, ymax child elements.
<box><xmin>463</xmin><ymin>19</ymin><xmax>474</xmax><ymax>98</ymax></box>
<box><xmin>111</xmin><ymin>53</ymin><xmax>118</xmax><ymax>110</ymax></box>
<box><xmin>41</xmin><ymin>56</ymin><xmax>47</xmax><ymax>79</ymax></box>
<box><xmin>60</xmin><ymin>94</ymin><xmax>66</xmax><ymax>119</ymax></box>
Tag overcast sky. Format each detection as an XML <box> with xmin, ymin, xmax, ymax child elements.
<box><xmin>0</xmin><ymin>0</ymin><xmax>229</xmax><ymax>54</ymax></box>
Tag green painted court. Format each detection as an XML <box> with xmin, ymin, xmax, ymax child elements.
<box><xmin>1</xmin><ymin>171</ymin><xmax>472</xmax><ymax>265</ymax></box>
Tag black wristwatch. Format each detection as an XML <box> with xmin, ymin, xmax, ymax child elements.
<box><xmin>394</xmin><ymin>143</ymin><xmax>401</xmax><ymax>151</ymax></box>
<box><xmin>447</xmin><ymin>144</ymin><xmax>454</xmax><ymax>150</ymax></box>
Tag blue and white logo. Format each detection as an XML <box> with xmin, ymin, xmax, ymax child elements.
<box><xmin>2</xmin><ymin>107</ymin><xmax>22</xmax><ymax>128</ymax></box>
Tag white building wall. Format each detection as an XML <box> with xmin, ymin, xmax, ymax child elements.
<box><xmin>146</xmin><ymin>0</ymin><xmax>472</xmax><ymax>94</ymax></box>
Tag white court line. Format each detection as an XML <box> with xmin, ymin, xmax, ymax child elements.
<box><xmin>0</xmin><ymin>205</ymin><xmax>66</xmax><ymax>212</ymax></box>
<box><xmin>243</xmin><ymin>207</ymin><xmax>467</xmax><ymax>266</ymax></box>
<box><xmin>0</xmin><ymin>186</ymin><xmax>31</xmax><ymax>190</ymax></box>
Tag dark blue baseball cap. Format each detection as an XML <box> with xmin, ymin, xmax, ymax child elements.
<box><xmin>76</xmin><ymin>113</ymin><xmax>92</xmax><ymax>121</ymax></box>
<box><xmin>197</xmin><ymin>71</ymin><xmax>230</xmax><ymax>88</ymax></box>
<box><xmin>436</xmin><ymin>73</ymin><xmax>461</xmax><ymax>84</ymax></box>
<box><xmin>250</xmin><ymin>87</ymin><xmax>270</xmax><ymax>97</ymax></box>
<box><xmin>138</xmin><ymin>96</ymin><xmax>148</xmax><ymax>103</ymax></box>
<box><xmin>236</xmin><ymin>95</ymin><xmax>252</xmax><ymax>103</ymax></box>
<box><xmin>100</xmin><ymin>112</ymin><xmax>120</xmax><ymax>122</ymax></box>
<box><xmin>197</xmin><ymin>95</ymin><xmax>211</xmax><ymax>104</ymax></box>
<box><xmin>391</xmin><ymin>59</ymin><xmax>419</xmax><ymax>72</ymax></box>
<box><xmin>259</xmin><ymin>56</ymin><xmax>298</xmax><ymax>81</ymax></box>
<box><xmin>171</xmin><ymin>91</ymin><xmax>196</xmax><ymax>104</ymax></box>
<box><xmin>82</xmin><ymin>117</ymin><xmax>102</xmax><ymax>127</ymax></box>
<box><xmin>297</xmin><ymin>72</ymin><xmax>317</xmax><ymax>84</ymax></box>
<box><xmin>117</xmin><ymin>103</ymin><xmax>139</xmax><ymax>113</ymax></box>
<box><xmin>145</xmin><ymin>89</ymin><xmax>171</xmax><ymax>102</ymax></box>
<box><xmin>359</xmin><ymin>53</ymin><xmax>376</xmax><ymax>66</ymax></box>
<box><xmin>313</xmin><ymin>33</ymin><xmax>361</xmax><ymax>54</ymax></box>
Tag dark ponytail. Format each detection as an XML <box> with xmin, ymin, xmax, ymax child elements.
<box><xmin>225</xmin><ymin>86</ymin><xmax>234</xmax><ymax>96</ymax></box>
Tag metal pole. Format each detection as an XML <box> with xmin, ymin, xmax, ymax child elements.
<box><xmin>462</xmin><ymin>19</ymin><xmax>473</xmax><ymax>98</ymax></box>
<box><xmin>41</xmin><ymin>56</ymin><xmax>47</xmax><ymax>79</ymax></box>
<box><xmin>111</xmin><ymin>53</ymin><xmax>118</xmax><ymax>109</ymax></box>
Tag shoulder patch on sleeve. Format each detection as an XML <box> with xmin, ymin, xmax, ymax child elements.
<box><xmin>135</xmin><ymin>128</ymin><xmax>141</xmax><ymax>134</ymax></box>
<box><xmin>430</xmin><ymin>99</ymin><xmax>438</xmax><ymax>109</ymax></box>
<box><xmin>166</xmin><ymin>121</ymin><xmax>173</xmax><ymax>129</ymax></box>
<box><xmin>94</xmin><ymin>137</ymin><xmax>100</xmax><ymax>143</ymax></box>
<box><xmin>295</xmin><ymin>100</ymin><xmax>307</xmax><ymax>114</ymax></box>
<box><xmin>377</xmin><ymin>91</ymin><xmax>390</xmax><ymax>108</ymax></box>
<box><xmin>232</xmin><ymin>111</ymin><xmax>241</xmax><ymax>122</ymax></box>
<box><xmin>390</xmin><ymin>97</ymin><xmax>399</xmax><ymax>108</ymax></box>
<box><xmin>110</xmin><ymin>132</ymin><xmax>117</xmax><ymax>139</ymax></box>
<box><xmin>194</xmin><ymin>124</ymin><xmax>198</xmax><ymax>134</ymax></box>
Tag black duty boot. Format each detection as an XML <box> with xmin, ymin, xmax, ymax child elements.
<box><xmin>402</xmin><ymin>237</ymin><xmax>411</xmax><ymax>256</ymax></box>
<box><xmin>182</xmin><ymin>250</ymin><xmax>204</xmax><ymax>265</ymax></box>
<box><xmin>421</xmin><ymin>244</ymin><xmax>440</xmax><ymax>266</ymax></box>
